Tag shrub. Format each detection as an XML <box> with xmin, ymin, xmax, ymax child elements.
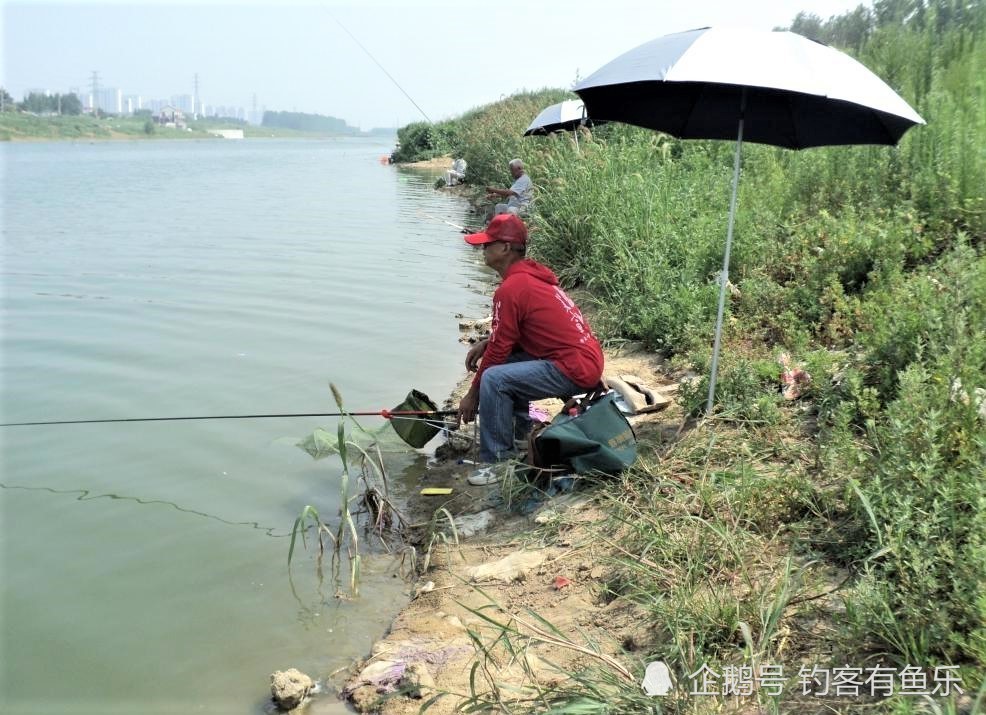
<box><xmin>391</xmin><ymin>120</ymin><xmax>457</xmax><ymax>163</ymax></box>
<box><xmin>846</xmin><ymin>349</ymin><xmax>986</xmax><ymax>664</ymax></box>
<box><xmin>446</xmin><ymin>88</ymin><xmax>572</xmax><ymax>186</ymax></box>
<box><xmin>855</xmin><ymin>241</ymin><xmax>985</xmax><ymax>403</ymax></box>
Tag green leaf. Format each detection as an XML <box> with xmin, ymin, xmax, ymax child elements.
<box><xmin>288</xmin><ymin>505</ymin><xmax>320</xmax><ymax>568</ymax></box>
<box><xmin>337</xmin><ymin>421</ymin><xmax>348</xmax><ymax>466</ymax></box>
<box><xmin>849</xmin><ymin>477</ymin><xmax>884</xmax><ymax>549</ymax></box>
<box><xmin>296</xmin><ymin>428</ymin><xmax>339</xmax><ymax>460</ymax></box>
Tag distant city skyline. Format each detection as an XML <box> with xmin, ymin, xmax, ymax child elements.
<box><xmin>16</xmin><ymin>81</ymin><xmax>265</xmax><ymax>124</ymax></box>
<box><xmin>3</xmin><ymin>0</ymin><xmax>874</xmax><ymax>130</ymax></box>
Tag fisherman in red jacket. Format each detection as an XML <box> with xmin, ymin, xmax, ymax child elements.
<box><xmin>458</xmin><ymin>214</ymin><xmax>604</xmax><ymax>485</ymax></box>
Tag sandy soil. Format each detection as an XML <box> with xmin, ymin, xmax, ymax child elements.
<box><xmin>336</xmin><ymin>343</ymin><xmax>681</xmax><ymax>713</ymax></box>
<box><xmin>397</xmin><ymin>155</ymin><xmax>455</xmax><ymax>170</ymax></box>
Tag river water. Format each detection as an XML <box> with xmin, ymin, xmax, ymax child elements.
<box><xmin>0</xmin><ymin>138</ymin><xmax>486</xmax><ymax>713</ymax></box>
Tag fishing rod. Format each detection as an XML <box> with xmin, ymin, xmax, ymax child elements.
<box><xmin>323</xmin><ymin>7</ymin><xmax>432</xmax><ymax>124</ymax></box>
<box><xmin>417</xmin><ymin>209</ymin><xmax>469</xmax><ymax>233</ymax></box>
<box><xmin>0</xmin><ymin>409</ymin><xmax>459</xmax><ymax>428</ymax></box>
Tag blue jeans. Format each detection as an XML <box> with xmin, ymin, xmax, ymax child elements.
<box><xmin>478</xmin><ymin>352</ymin><xmax>584</xmax><ymax>462</ymax></box>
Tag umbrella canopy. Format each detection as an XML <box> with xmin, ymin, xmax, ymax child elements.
<box><xmin>573</xmin><ymin>26</ymin><xmax>924</xmax><ymax>413</ymax></box>
<box><xmin>574</xmin><ymin>26</ymin><xmax>923</xmax><ymax>147</ymax></box>
<box><xmin>524</xmin><ymin>99</ymin><xmax>590</xmax><ymax>135</ymax></box>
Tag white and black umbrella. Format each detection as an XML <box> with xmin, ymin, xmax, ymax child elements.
<box><xmin>574</xmin><ymin>26</ymin><xmax>924</xmax><ymax>412</ymax></box>
<box><xmin>524</xmin><ymin>99</ymin><xmax>601</xmax><ymax>151</ymax></box>
<box><xmin>524</xmin><ymin>100</ymin><xmax>589</xmax><ymax>135</ymax></box>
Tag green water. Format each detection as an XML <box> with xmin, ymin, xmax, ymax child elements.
<box><xmin>0</xmin><ymin>138</ymin><xmax>486</xmax><ymax>713</ymax></box>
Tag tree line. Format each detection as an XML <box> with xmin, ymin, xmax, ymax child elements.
<box><xmin>1</xmin><ymin>89</ymin><xmax>84</xmax><ymax>115</ymax></box>
<box><xmin>788</xmin><ymin>0</ymin><xmax>980</xmax><ymax>51</ymax></box>
<box><xmin>261</xmin><ymin>110</ymin><xmax>359</xmax><ymax>134</ymax></box>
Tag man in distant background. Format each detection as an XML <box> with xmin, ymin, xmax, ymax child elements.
<box><xmin>445</xmin><ymin>157</ymin><xmax>467</xmax><ymax>186</ymax></box>
<box><xmin>486</xmin><ymin>158</ymin><xmax>532</xmax><ymax>216</ymax></box>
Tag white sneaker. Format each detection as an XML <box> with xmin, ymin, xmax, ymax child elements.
<box><xmin>467</xmin><ymin>464</ymin><xmax>506</xmax><ymax>486</ymax></box>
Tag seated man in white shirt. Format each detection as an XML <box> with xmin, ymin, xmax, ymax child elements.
<box><xmin>486</xmin><ymin>158</ymin><xmax>532</xmax><ymax>216</ymax></box>
<box><xmin>445</xmin><ymin>157</ymin><xmax>467</xmax><ymax>186</ymax></box>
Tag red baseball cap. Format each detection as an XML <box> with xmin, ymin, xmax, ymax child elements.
<box><xmin>464</xmin><ymin>214</ymin><xmax>528</xmax><ymax>246</ymax></box>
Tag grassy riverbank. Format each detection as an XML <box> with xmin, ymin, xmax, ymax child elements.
<box><xmin>380</xmin><ymin>4</ymin><xmax>986</xmax><ymax>713</ymax></box>
<box><xmin>0</xmin><ymin>112</ymin><xmax>365</xmax><ymax>141</ymax></box>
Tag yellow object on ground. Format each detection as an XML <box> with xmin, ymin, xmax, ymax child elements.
<box><xmin>420</xmin><ymin>487</ymin><xmax>454</xmax><ymax>496</ymax></box>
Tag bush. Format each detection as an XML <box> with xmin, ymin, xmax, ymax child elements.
<box><xmin>677</xmin><ymin>353</ymin><xmax>784</xmax><ymax>423</ymax></box>
<box><xmin>391</xmin><ymin>120</ymin><xmax>458</xmax><ymax>163</ymax></box>
<box><xmin>846</xmin><ymin>349</ymin><xmax>986</xmax><ymax>664</ymax></box>
<box><xmin>445</xmin><ymin>88</ymin><xmax>572</xmax><ymax>186</ymax></box>
<box><xmin>853</xmin><ymin>242</ymin><xmax>986</xmax><ymax>403</ymax></box>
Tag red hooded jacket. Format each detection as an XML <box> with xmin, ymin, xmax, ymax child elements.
<box><xmin>472</xmin><ymin>259</ymin><xmax>604</xmax><ymax>390</ymax></box>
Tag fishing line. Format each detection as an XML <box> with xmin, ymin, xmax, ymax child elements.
<box><xmin>0</xmin><ymin>481</ymin><xmax>284</xmax><ymax>537</ymax></box>
<box><xmin>416</xmin><ymin>208</ymin><xmax>468</xmax><ymax>232</ymax></box>
<box><xmin>322</xmin><ymin>6</ymin><xmax>433</xmax><ymax>124</ymax></box>
<box><xmin>1</xmin><ymin>409</ymin><xmax>458</xmax><ymax>428</ymax></box>
<box><xmin>412</xmin><ymin>419</ymin><xmax>475</xmax><ymax>442</ymax></box>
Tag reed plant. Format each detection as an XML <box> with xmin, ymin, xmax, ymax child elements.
<box><xmin>288</xmin><ymin>384</ymin><xmax>408</xmax><ymax>598</ymax></box>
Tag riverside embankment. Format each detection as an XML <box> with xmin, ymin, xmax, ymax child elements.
<box><xmin>329</xmin><ymin>9</ymin><xmax>986</xmax><ymax>707</ymax></box>
<box><xmin>301</xmin><ymin>155</ymin><xmax>679</xmax><ymax>714</ymax></box>
<box><xmin>337</xmin><ymin>339</ymin><xmax>685</xmax><ymax>715</ymax></box>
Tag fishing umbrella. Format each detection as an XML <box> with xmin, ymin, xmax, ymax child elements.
<box><xmin>524</xmin><ymin>99</ymin><xmax>601</xmax><ymax>150</ymax></box>
<box><xmin>573</xmin><ymin>26</ymin><xmax>924</xmax><ymax>413</ymax></box>
<box><xmin>524</xmin><ymin>99</ymin><xmax>589</xmax><ymax>135</ymax></box>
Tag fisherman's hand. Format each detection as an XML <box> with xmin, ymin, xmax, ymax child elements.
<box><xmin>458</xmin><ymin>390</ymin><xmax>479</xmax><ymax>425</ymax></box>
<box><xmin>465</xmin><ymin>339</ymin><xmax>489</xmax><ymax>371</ymax></box>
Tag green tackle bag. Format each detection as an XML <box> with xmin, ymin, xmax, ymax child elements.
<box><xmin>389</xmin><ymin>389</ymin><xmax>442</xmax><ymax>449</ymax></box>
<box><xmin>529</xmin><ymin>390</ymin><xmax>637</xmax><ymax>478</ymax></box>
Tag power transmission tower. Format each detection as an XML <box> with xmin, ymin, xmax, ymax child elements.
<box><xmin>90</xmin><ymin>70</ymin><xmax>100</xmax><ymax>117</ymax></box>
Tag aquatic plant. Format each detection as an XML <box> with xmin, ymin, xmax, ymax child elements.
<box><xmin>288</xmin><ymin>383</ymin><xmax>409</xmax><ymax>598</ymax></box>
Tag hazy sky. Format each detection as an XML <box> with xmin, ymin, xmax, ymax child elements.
<box><xmin>3</xmin><ymin>0</ymin><xmax>870</xmax><ymax>129</ymax></box>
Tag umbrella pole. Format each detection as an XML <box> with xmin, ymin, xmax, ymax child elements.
<box><xmin>706</xmin><ymin>89</ymin><xmax>746</xmax><ymax>415</ymax></box>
